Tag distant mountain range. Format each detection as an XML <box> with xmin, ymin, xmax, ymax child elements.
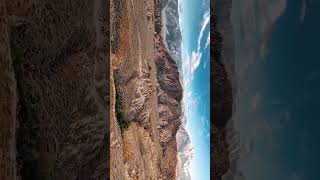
<box><xmin>160</xmin><ymin>0</ymin><xmax>193</xmax><ymax>179</ymax></box>
<box><xmin>161</xmin><ymin>0</ymin><xmax>183</xmax><ymax>77</ymax></box>
<box><xmin>176</xmin><ymin>125</ymin><xmax>193</xmax><ymax>180</ymax></box>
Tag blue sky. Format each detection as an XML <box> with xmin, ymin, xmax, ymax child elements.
<box><xmin>231</xmin><ymin>0</ymin><xmax>320</xmax><ymax>179</ymax></box>
<box><xmin>179</xmin><ymin>0</ymin><xmax>210</xmax><ymax>179</ymax></box>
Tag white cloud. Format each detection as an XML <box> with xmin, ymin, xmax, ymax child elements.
<box><xmin>191</xmin><ymin>51</ymin><xmax>202</xmax><ymax>76</ymax></box>
<box><xmin>189</xmin><ymin>10</ymin><xmax>210</xmax><ymax>77</ymax></box>
<box><xmin>184</xmin><ymin>51</ymin><xmax>191</xmax><ymax>74</ymax></box>
<box><xmin>205</xmin><ymin>35</ymin><xmax>210</xmax><ymax>49</ymax></box>
<box><xmin>197</xmin><ymin>10</ymin><xmax>210</xmax><ymax>52</ymax></box>
<box><xmin>187</xmin><ymin>91</ymin><xmax>192</xmax><ymax>98</ymax></box>
<box><xmin>184</xmin><ymin>79</ymin><xmax>190</xmax><ymax>88</ymax></box>
<box><xmin>178</xmin><ymin>0</ymin><xmax>183</xmax><ymax>34</ymax></box>
<box><xmin>182</xmin><ymin>50</ymin><xmax>193</xmax><ymax>87</ymax></box>
<box><xmin>182</xmin><ymin>10</ymin><xmax>210</xmax><ymax>84</ymax></box>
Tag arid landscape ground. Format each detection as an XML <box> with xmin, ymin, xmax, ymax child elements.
<box><xmin>0</xmin><ymin>0</ymin><xmax>185</xmax><ymax>179</ymax></box>
<box><xmin>110</xmin><ymin>0</ymin><xmax>182</xmax><ymax>179</ymax></box>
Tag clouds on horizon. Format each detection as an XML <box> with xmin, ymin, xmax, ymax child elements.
<box><xmin>186</xmin><ymin>9</ymin><xmax>210</xmax><ymax>81</ymax></box>
<box><xmin>190</xmin><ymin>51</ymin><xmax>202</xmax><ymax>78</ymax></box>
<box><xmin>179</xmin><ymin>1</ymin><xmax>210</xmax><ymax>179</ymax></box>
<box><xmin>181</xmin><ymin>8</ymin><xmax>211</xmax><ymax>131</ymax></box>
<box><xmin>197</xmin><ymin>11</ymin><xmax>210</xmax><ymax>52</ymax></box>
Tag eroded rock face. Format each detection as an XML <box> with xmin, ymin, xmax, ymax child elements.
<box><xmin>158</xmin><ymin>89</ymin><xmax>181</xmax><ymax>127</ymax></box>
<box><xmin>1</xmin><ymin>0</ymin><xmax>109</xmax><ymax>179</ymax></box>
<box><xmin>154</xmin><ymin>28</ymin><xmax>182</xmax><ymax>103</ymax></box>
<box><xmin>155</xmin><ymin>0</ymin><xmax>182</xmax><ymax>179</ymax></box>
<box><xmin>110</xmin><ymin>0</ymin><xmax>182</xmax><ymax>179</ymax></box>
<box><xmin>161</xmin><ymin>0</ymin><xmax>182</xmax><ymax>67</ymax></box>
<box><xmin>176</xmin><ymin>126</ymin><xmax>192</xmax><ymax>180</ymax></box>
<box><xmin>160</xmin><ymin>138</ymin><xmax>178</xmax><ymax>179</ymax></box>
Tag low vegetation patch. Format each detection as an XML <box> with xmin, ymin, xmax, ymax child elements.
<box><xmin>114</xmin><ymin>71</ymin><xmax>129</xmax><ymax>134</ymax></box>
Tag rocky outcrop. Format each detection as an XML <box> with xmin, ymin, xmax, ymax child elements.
<box><xmin>1</xmin><ymin>0</ymin><xmax>109</xmax><ymax>179</ymax></box>
<box><xmin>155</xmin><ymin>54</ymin><xmax>182</xmax><ymax>102</ymax></box>
<box><xmin>155</xmin><ymin>0</ymin><xmax>182</xmax><ymax>179</ymax></box>
<box><xmin>176</xmin><ymin>126</ymin><xmax>192</xmax><ymax>180</ymax></box>
<box><xmin>155</xmin><ymin>1</ymin><xmax>182</xmax><ymax>103</ymax></box>
<box><xmin>161</xmin><ymin>0</ymin><xmax>182</xmax><ymax>70</ymax></box>
<box><xmin>110</xmin><ymin>0</ymin><xmax>182</xmax><ymax>179</ymax></box>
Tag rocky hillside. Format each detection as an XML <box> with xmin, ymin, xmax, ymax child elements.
<box><xmin>110</xmin><ymin>0</ymin><xmax>182</xmax><ymax>179</ymax></box>
<box><xmin>0</xmin><ymin>0</ymin><xmax>109</xmax><ymax>179</ymax></box>
<box><xmin>155</xmin><ymin>1</ymin><xmax>183</xmax><ymax>179</ymax></box>
<box><xmin>176</xmin><ymin>125</ymin><xmax>192</xmax><ymax>180</ymax></box>
<box><xmin>161</xmin><ymin>0</ymin><xmax>182</xmax><ymax>72</ymax></box>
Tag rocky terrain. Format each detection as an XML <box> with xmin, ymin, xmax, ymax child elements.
<box><xmin>0</xmin><ymin>0</ymin><xmax>109</xmax><ymax>179</ymax></box>
<box><xmin>176</xmin><ymin>123</ymin><xmax>192</xmax><ymax>180</ymax></box>
<box><xmin>110</xmin><ymin>0</ymin><xmax>182</xmax><ymax>179</ymax></box>
<box><xmin>212</xmin><ymin>0</ymin><xmax>237</xmax><ymax>180</ymax></box>
<box><xmin>155</xmin><ymin>1</ymin><xmax>184</xmax><ymax>179</ymax></box>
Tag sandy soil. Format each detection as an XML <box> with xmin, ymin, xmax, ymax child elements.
<box><xmin>128</xmin><ymin>0</ymin><xmax>162</xmax><ymax>159</ymax></box>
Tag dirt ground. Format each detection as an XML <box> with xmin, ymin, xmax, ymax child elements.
<box><xmin>110</xmin><ymin>0</ymin><xmax>163</xmax><ymax>179</ymax></box>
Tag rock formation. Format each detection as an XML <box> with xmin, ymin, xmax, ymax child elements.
<box><xmin>161</xmin><ymin>0</ymin><xmax>182</xmax><ymax>72</ymax></box>
<box><xmin>110</xmin><ymin>0</ymin><xmax>182</xmax><ymax>179</ymax></box>
<box><xmin>155</xmin><ymin>1</ymin><xmax>183</xmax><ymax>179</ymax></box>
<box><xmin>176</xmin><ymin>125</ymin><xmax>192</xmax><ymax>180</ymax></box>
